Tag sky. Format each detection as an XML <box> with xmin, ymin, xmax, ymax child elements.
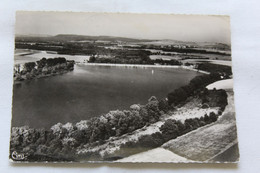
<box><xmin>16</xmin><ymin>11</ymin><xmax>231</xmax><ymax>44</ymax></box>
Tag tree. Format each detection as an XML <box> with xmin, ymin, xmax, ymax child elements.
<box><xmin>145</xmin><ymin>96</ymin><xmax>160</xmax><ymax>123</ymax></box>
<box><xmin>23</xmin><ymin>62</ymin><xmax>36</xmax><ymax>72</ymax></box>
<box><xmin>36</xmin><ymin>58</ymin><xmax>47</xmax><ymax>69</ymax></box>
<box><xmin>62</xmin><ymin>137</ymin><xmax>76</xmax><ymax>148</ymax></box>
<box><xmin>75</xmin><ymin>120</ymin><xmax>89</xmax><ymax>130</ymax></box>
<box><xmin>184</xmin><ymin>121</ymin><xmax>193</xmax><ymax>134</ymax></box>
<box><xmin>158</xmin><ymin>99</ymin><xmax>170</xmax><ymax>113</ymax></box>
<box><xmin>167</xmin><ymin>87</ymin><xmax>188</xmax><ymax>106</ymax></box>
<box><xmin>10</xmin><ymin>127</ymin><xmax>24</xmax><ymax>148</ymax></box>
<box><xmin>62</xmin><ymin>122</ymin><xmax>74</xmax><ymax>137</ymax></box>
<box><xmin>14</xmin><ymin>64</ymin><xmax>21</xmax><ymax>73</ymax></box>
<box><xmin>51</xmin><ymin>122</ymin><xmax>63</xmax><ymax>136</ymax></box>
<box><xmin>48</xmin><ymin>138</ymin><xmax>63</xmax><ymax>151</ymax></box>
<box><xmin>139</xmin><ymin>106</ymin><xmax>149</xmax><ymax>124</ymax></box>
<box><xmin>175</xmin><ymin>120</ymin><xmax>186</xmax><ymax>135</ymax></box>
<box><xmin>130</xmin><ymin>104</ymin><xmax>141</xmax><ymax>111</ymax></box>
<box><xmin>209</xmin><ymin>112</ymin><xmax>218</xmax><ymax>122</ymax></box>
<box><xmin>190</xmin><ymin>118</ymin><xmax>200</xmax><ymax>129</ymax></box>
<box><xmin>160</xmin><ymin>119</ymin><xmax>180</xmax><ymax>141</ymax></box>
<box><xmin>204</xmin><ymin>114</ymin><xmax>210</xmax><ymax>124</ymax></box>
<box><xmin>88</xmin><ymin>56</ymin><xmax>96</xmax><ymax>63</ymax></box>
<box><xmin>137</xmin><ymin>134</ymin><xmax>163</xmax><ymax>148</ymax></box>
<box><xmin>35</xmin><ymin>129</ymin><xmax>47</xmax><ymax>145</ymax></box>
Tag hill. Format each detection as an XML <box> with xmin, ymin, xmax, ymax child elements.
<box><xmin>15</xmin><ymin>34</ymin><xmax>153</xmax><ymax>43</ymax></box>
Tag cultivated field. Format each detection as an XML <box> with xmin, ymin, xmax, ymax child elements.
<box><xmin>162</xmin><ymin>91</ymin><xmax>238</xmax><ymax>162</ymax></box>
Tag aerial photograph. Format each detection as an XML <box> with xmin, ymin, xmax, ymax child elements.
<box><xmin>10</xmin><ymin>12</ymin><xmax>239</xmax><ymax>162</ymax></box>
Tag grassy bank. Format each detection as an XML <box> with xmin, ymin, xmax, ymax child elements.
<box><xmin>162</xmin><ymin>91</ymin><xmax>238</xmax><ymax>162</ymax></box>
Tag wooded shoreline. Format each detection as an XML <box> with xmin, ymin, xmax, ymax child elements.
<box><xmin>10</xmin><ymin>61</ymin><xmax>231</xmax><ymax>161</ymax></box>
<box><xmin>13</xmin><ymin>57</ymin><xmax>75</xmax><ymax>82</ymax></box>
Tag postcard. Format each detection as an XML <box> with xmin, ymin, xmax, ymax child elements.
<box><xmin>10</xmin><ymin>11</ymin><xmax>239</xmax><ymax>163</ymax></box>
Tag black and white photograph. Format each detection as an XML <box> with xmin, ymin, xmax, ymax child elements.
<box><xmin>10</xmin><ymin>11</ymin><xmax>239</xmax><ymax>163</ymax></box>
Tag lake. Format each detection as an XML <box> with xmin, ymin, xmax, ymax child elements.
<box><xmin>12</xmin><ymin>64</ymin><xmax>200</xmax><ymax>129</ymax></box>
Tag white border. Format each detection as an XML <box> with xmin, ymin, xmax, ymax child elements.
<box><xmin>1</xmin><ymin>0</ymin><xmax>260</xmax><ymax>172</ymax></box>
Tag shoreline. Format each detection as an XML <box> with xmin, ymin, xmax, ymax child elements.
<box><xmin>13</xmin><ymin>69</ymin><xmax>73</xmax><ymax>85</ymax></box>
<box><xmin>11</xmin><ymin>72</ymin><xmax>233</xmax><ymax>162</ymax></box>
<box><xmin>77</xmin><ymin>63</ymin><xmax>210</xmax><ymax>74</ymax></box>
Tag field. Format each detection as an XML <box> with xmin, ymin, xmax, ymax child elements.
<box><xmin>162</xmin><ymin>91</ymin><xmax>238</xmax><ymax>162</ymax></box>
<box><xmin>116</xmin><ymin>79</ymin><xmax>238</xmax><ymax>162</ymax></box>
<box><xmin>14</xmin><ymin>49</ymin><xmax>90</xmax><ymax>64</ymax></box>
<box><xmin>117</xmin><ymin>148</ymin><xmax>190</xmax><ymax>162</ymax></box>
<box><xmin>118</xmin><ymin>91</ymin><xmax>238</xmax><ymax>162</ymax></box>
<box><xmin>207</xmin><ymin>79</ymin><xmax>234</xmax><ymax>90</ymax></box>
<box><xmin>149</xmin><ymin>55</ymin><xmax>182</xmax><ymax>60</ymax></box>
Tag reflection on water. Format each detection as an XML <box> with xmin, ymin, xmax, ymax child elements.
<box><xmin>12</xmin><ymin>65</ymin><xmax>199</xmax><ymax>129</ymax></box>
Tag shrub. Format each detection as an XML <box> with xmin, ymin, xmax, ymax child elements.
<box><xmin>191</xmin><ymin>118</ymin><xmax>200</xmax><ymax>130</ymax></box>
<box><xmin>137</xmin><ymin>135</ymin><xmax>160</xmax><ymax>148</ymax></box>
<box><xmin>218</xmin><ymin>110</ymin><xmax>223</xmax><ymax>115</ymax></box>
<box><xmin>160</xmin><ymin>119</ymin><xmax>179</xmax><ymax>141</ymax></box>
<box><xmin>150</xmin><ymin>132</ymin><xmax>165</xmax><ymax>145</ymax></box>
<box><xmin>199</xmin><ymin>120</ymin><xmax>206</xmax><ymax>126</ymax></box>
<box><xmin>184</xmin><ymin>121</ymin><xmax>193</xmax><ymax>134</ymax></box>
<box><xmin>209</xmin><ymin>112</ymin><xmax>218</xmax><ymax>122</ymax></box>
<box><xmin>204</xmin><ymin>114</ymin><xmax>210</xmax><ymax>123</ymax></box>
<box><xmin>175</xmin><ymin>120</ymin><xmax>186</xmax><ymax>135</ymax></box>
<box><xmin>199</xmin><ymin>89</ymin><xmax>228</xmax><ymax>108</ymax></box>
<box><xmin>118</xmin><ymin>132</ymin><xmax>165</xmax><ymax>154</ymax></box>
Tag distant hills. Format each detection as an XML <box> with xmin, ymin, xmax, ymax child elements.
<box><xmin>15</xmin><ymin>34</ymin><xmax>230</xmax><ymax>50</ymax></box>
<box><xmin>53</xmin><ymin>34</ymin><xmax>153</xmax><ymax>42</ymax></box>
<box><xmin>15</xmin><ymin>34</ymin><xmax>153</xmax><ymax>43</ymax></box>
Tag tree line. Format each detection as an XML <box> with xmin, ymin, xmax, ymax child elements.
<box><xmin>10</xmin><ymin>96</ymin><xmax>166</xmax><ymax>161</ymax></box>
<box><xmin>88</xmin><ymin>56</ymin><xmax>183</xmax><ymax>65</ymax></box>
<box><xmin>14</xmin><ymin>58</ymin><xmax>75</xmax><ymax>81</ymax></box>
<box><xmin>167</xmin><ymin>72</ymin><xmax>229</xmax><ymax>106</ymax></box>
<box><xmin>196</xmin><ymin>63</ymin><xmax>232</xmax><ymax>77</ymax></box>
<box><xmin>10</xmin><ymin>84</ymin><xmax>228</xmax><ymax>161</ymax></box>
<box><xmin>88</xmin><ymin>49</ymin><xmax>153</xmax><ymax>64</ymax></box>
<box><xmin>102</xmin><ymin>111</ymin><xmax>220</xmax><ymax>160</ymax></box>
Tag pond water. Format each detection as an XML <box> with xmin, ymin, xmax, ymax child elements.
<box><xmin>12</xmin><ymin>64</ymin><xmax>200</xmax><ymax>129</ymax></box>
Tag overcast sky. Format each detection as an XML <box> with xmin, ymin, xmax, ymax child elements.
<box><xmin>16</xmin><ymin>11</ymin><xmax>231</xmax><ymax>44</ymax></box>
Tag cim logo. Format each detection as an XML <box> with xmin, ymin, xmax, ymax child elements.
<box><xmin>11</xmin><ymin>151</ymin><xmax>27</xmax><ymax>161</ymax></box>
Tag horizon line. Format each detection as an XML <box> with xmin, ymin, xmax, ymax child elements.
<box><xmin>15</xmin><ymin>34</ymin><xmax>231</xmax><ymax>45</ymax></box>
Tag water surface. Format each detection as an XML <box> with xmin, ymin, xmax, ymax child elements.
<box><xmin>12</xmin><ymin>64</ymin><xmax>199</xmax><ymax>129</ymax></box>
